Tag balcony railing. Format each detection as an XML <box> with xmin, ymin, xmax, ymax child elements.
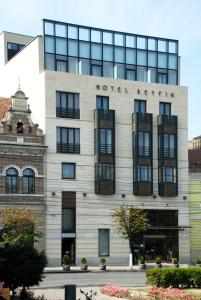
<box><xmin>95</xmin><ymin>109</ymin><xmax>115</xmax><ymax>121</ymax></box>
<box><xmin>158</xmin><ymin>115</ymin><xmax>177</xmax><ymax>126</ymax></box>
<box><xmin>163</xmin><ymin>147</ymin><xmax>175</xmax><ymax>158</ymax></box>
<box><xmin>137</xmin><ymin>146</ymin><xmax>151</xmax><ymax>156</ymax></box>
<box><xmin>133</xmin><ymin>112</ymin><xmax>152</xmax><ymax>124</ymax></box>
<box><xmin>56</xmin><ymin>107</ymin><xmax>80</xmax><ymax>119</ymax></box>
<box><xmin>57</xmin><ymin>143</ymin><xmax>80</xmax><ymax>154</ymax></box>
<box><xmin>100</xmin><ymin>144</ymin><xmax>112</xmax><ymax>154</ymax></box>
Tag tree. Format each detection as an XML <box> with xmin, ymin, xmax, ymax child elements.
<box><xmin>0</xmin><ymin>208</ymin><xmax>47</xmax><ymax>298</ymax></box>
<box><xmin>111</xmin><ymin>204</ymin><xmax>149</xmax><ymax>268</ymax></box>
<box><xmin>2</xmin><ymin>208</ymin><xmax>40</xmax><ymax>245</ymax></box>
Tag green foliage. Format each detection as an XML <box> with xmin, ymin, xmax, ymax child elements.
<box><xmin>111</xmin><ymin>204</ymin><xmax>149</xmax><ymax>252</ymax></box>
<box><xmin>155</xmin><ymin>256</ymin><xmax>162</xmax><ymax>264</ymax></box>
<box><xmin>0</xmin><ymin>242</ymin><xmax>47</xmax><ymax>294</ymax></box>
<box><xmin>146</xmin><ymin>268</ymin><xmax>201</xmax><ymax>288</ymax></box>
<box><xmin>62</xmin><ymin>254</ymin><xmax>70</xmax><ymax>265</ymax></box>
<box><xmin>100</xmin><ymin>257</ymin><xmax>106</xmax><ymax>265</ymax></box>
<box><xmin>2</xmin><ymin>208</ymin><xmax>40</xmax><ymax>246</ymax></box>
<box><xmin>139</xmin><ymin>256</ymin><xmax>145</xmax><ymax>264</ymax></box>
<box><xmin>172</xmin><ymin>246</ymin><xmax>178</xmax><ymax>259</ymax></box>
<box><xmin>196</xmin><ymin>259</ymin><xmax>201</xmax><ymax>264</ymax></box>
<box><xmin>81</xmin><ymin>257</ymin><xmax>87</xmax><ymax>264</ymax></box>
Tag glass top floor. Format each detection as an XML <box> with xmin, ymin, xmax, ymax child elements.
<box><xmin>43</xmin><ymin>19</ymin><xmax>179</xmax><ymax>85</ymax></box>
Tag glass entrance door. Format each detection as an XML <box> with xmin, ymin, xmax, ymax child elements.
<box><xmin>62</xmin><ymin>238</ymin><xmax>76</xmax><ymax>265</ymax></box>
<box><xmin>144</xmin><ymin>236</ymin><xmax>166</xmax><ymax>261</ymax></box>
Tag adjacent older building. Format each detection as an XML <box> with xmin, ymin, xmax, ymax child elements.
<box><xmin>0</xmin><ymin>20</ymin><xmax>189</xmax><ymax>266</ymax></box>
<box><xmin>188</xmin><ymin>139</ymin><xmax>201</xmax><ymax>261</ymax></box>
<box><xmin>0</xmin><ymin>89</ymin><xmax>46</xmax><ymax>250</ymax></box>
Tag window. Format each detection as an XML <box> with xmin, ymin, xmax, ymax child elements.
<box><xmin>62</xmin><ymin>163</ymin><xmax>75</xmax><ymax>179</ymax></box>
<box><xmin>17</xmin><ymin>121</ymin><xmax>23</xmax><ymax>134</ymax></box>
<box><xmin>62</xmin><ymin>208</ymin><xmax>75</xmax><ymax>233</ymax></box>
<box><xmin>5</xmin><ymin>168</ymin><xmax>18</xmax><ymax>193</ymax></box>
<box><xmin>158</xmin><ymin>72</ymin><xmax>167</xmax><ymax>84</ymax></box>
<box><xmin>23</xmin><ymin>168</ymin><xmax>35</xmax><ymax>194</ymax></box>
<box><xmin>96</xmin><ymin>163</ymin><xmax>114</xmax><ymax>180</ymax></box>
<box><xmin>100</xmin><ymin>129</ymin><xmax>112</xmax><ymax>154</ymax></box>
<box><xmin>137</xmin><ymin>166</ymin><xmax>151</xmax><ymax>182</ymax></box>
<box><xmin>57</xmin><ymin>127</ymin><xmax>80</xmax><ymax>154</ymax></box>
<box><xmin>134</xmin><ymin>100</ymin><xmax>146</xmax><ymax>113</ymax></box>
<box><xmin>7</xmin><ymin>42</ymin><xmax>24</xmax><ymax>61</ymax></box>
<box><xmin>56</xmin><ymin>92</ymin><xmax>80</xmax><ymax>118</ymax></box>
<box><xmin>138</xmin><ymin>132</ymin><xmax>150</xmax><ymax>156</ymax></box>
<box><xmin>163</xmin><ymin>167</ymin><xmax>176</xmax><ymax>183</ymax></box>
<box><xmin>163</xmin><ymin>134</ymin><xmax>175</xmax><ymax>158</ymax></box>
<box><xmin>92</xmin><ymin>64</ymin><xmax>102</xmax><ymax>76</ymax></box>
<box><xmin>96</xmin><ymin>96</ymin><xmax>109</xmax><ymax>110</ymax></box>
<box><xmin>98</xmin><ymin>229</ymin><xmax>110</xmax><ymax>256</ymax></box>
<box><xmin>159</xmin><ymin>102</ymin><xmax>171</xmax><ymax>116</ymax></box>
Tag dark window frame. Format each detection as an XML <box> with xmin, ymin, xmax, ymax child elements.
<box><xmin>163</xmin><ymin>134</ymin><xmax>176</xmax><ymax>159</ymax></box>
<box><xmin>62</xmin><ymin>208</ymin><xmax>76</xmax><ymax>233</ymax></box>
<box><xmin>96</xmin><ymin>95</ymin><xmax>109</xmax><ymax>110</ymax></box>
<box><xmin>5</xmin><ymin>167</ymin><xmax>18</xmax><ymax>194</ymax></box>
<box><xmin>162</xmin><ymin>166</ymin><xmax>176</xmax><ymax>183</ymax></box>
<box><xmin>62</xmin><ymin>163</ymin><xmax>76</xmax><ymax>179</ymax></box>
<box><xmin>100</xmin><ymin>128</ymin><xmax>112</xmax><ymax>154</ymax></box>
<box><xmin>134</xmin><ymin>99</ymin><xmax>146</xmax><ymax>113</ymax></box>
<box><xmin>56</xmin><ymin>91</ymin><xmax>80</xmax><ymax>119</ymax></box>
<box><xmin>57</xmin><ymin>127</ymin><xmax>80</xmax><ymax>154</ymax></box>
<box><xmin>159</xmin><ymin>102</ymin><xmax>171</xmax><ymax>116</ymax></box>
<box><xmin>136</xmin><ymin>165</ymin><xmax>152</xmax><ymax>182</ymax></box>
<box><xmin>137</xmin><ymin>131</ymin><xmax>151</xmax><ymax>156</ymax></box>
<box><xmin>98</xmin><ymin>229</ymin><xmax>110</xmax><ymax>257</ymax></box>
<box><xmin>22</xmin><ymin>168</ymin><xmax>35</xmax><ymax>194</ymax></box>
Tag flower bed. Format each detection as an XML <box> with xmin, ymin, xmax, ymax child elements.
<box><xmin>100</xmin><ymin>284</ymin><xmax>130</xmax><ymax>298</ymax></box>
<box><xmin>147</xmin><ymin>287</ymin><xmax>196</xmax><ymax>300</ymax></box>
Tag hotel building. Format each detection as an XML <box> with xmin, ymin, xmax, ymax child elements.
<box><xmin>0</xmin><ymin>20</ymin><xmax>189</xmax><ymax>265</ymax></box>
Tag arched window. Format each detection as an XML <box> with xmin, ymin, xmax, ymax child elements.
<box><xmin>23</xmin><ymin>168</ymin><xmax>35</xmax><ymax>194</ymax></box>
<box><xmin>5</xmin><ymin>167</ymin><xmax>18</xmax><ymax>193</ymax></box>
<box><xmin>17</xmin><ymin>121</ymin><xmax>23</xmax><ymax>134</ymax></box>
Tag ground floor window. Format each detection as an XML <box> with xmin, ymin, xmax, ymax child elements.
<box><xmin>98</xmin><ymin>229</ymin><xmax>110</xmax><ymax>256</ymax></box>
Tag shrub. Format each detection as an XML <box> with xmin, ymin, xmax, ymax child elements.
<box><xmin>62</xmin><ymin>254</ymin><xmax>70</xmax><ymax>265</ymax></box>
<box><xmin>100</xmin><ymin>284</ymin><xmax>130</xmax><ymax>298</ymax></box>
<box><xmin>139</xmin><ymin>256</ymin><xmax>145</xmax><ymax>264</ymax></box>
<box><xmin>196</xmin><ymin>259</ymin><xmax>201</xmax><ymax>264</ymax></box>
<box><xmin>155</xmin><ymin>256</ymin><xmax>162</xmax><ymax>264</ymax></box>
<box><xmin>146</xmin><ymin>267</ymin><xmax>201</xmax><ymax>288</ymax></box>
<box><xmin>100</xmin><ymin>257</ymin><xmax>106</xmax><ymax>265</ymax></box>
<box><xmin>147</xmin><ymin>287</ymin><xmax>195</xmax><ymax>300</ymax></box>
<box><xmin>81</xmin><ymin>257</ymin><xmax>87</xmax><ymax>264</ymax></box>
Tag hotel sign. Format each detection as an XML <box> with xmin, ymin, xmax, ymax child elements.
<box><xmin>96</xmin><ymin>84</ymin><xmax>174</xmax><ymax>98</ymax></box>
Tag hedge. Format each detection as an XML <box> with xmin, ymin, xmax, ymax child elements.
<box><xmin>146</xmin><ymin>268</ymin><xmax>201</xmax><ymax>288</ymax></box>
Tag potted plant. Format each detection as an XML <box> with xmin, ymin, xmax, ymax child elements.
<box><xmin>138</xmin><ymin>256</ymin><xmax>146</xmax><ymax>270</ymax></box>
<box><xmin>80</xmin><ymin>257</ymin><xmax>88</xmax><ymax>270</ymax></box>
<box><xmin>155</xmin><ymin>256</ymin><xmax>162</xmax><ymax>268</ymax></box>
<box><xmin>99</xmin><ymin>257</ymin><xmax>106</xmax><ymax>270</ymax></box>
<box><xmin>172</xmin><ymin>257</ymin><xmax>179</xmax><ymax>268</ymax></box>
<box><xmin>196</xmin><ymin>259</ymin><xmax>201</xmax><ymax>267</ymax></box>
<box><xmin>63</xmin><ymin>253</ymin><xmax>70</xmax><ymax>271</ymax></box>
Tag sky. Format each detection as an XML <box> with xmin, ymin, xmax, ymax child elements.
<box><xmin>0</xmin><ymin>0</ymin><xmax>201</xmax><ymax>139</ymax></box>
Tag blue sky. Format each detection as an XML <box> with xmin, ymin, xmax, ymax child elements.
<box><xmin>0</xmin><ymin>0</ymin><xmax>200</xmax><ymax>139</ymax></box>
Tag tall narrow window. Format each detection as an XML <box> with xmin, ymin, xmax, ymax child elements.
<box><xmin>56</xmin><ymin>92</ymin><xmax>80</xmax><ymax>118</ymax></box>
<box><xmin>138</xmin><ymin>132</ymin><xmax>150</xmax><ymax>156</ymax></box>
<box><xmin>23</xmin><ymin>168</ymin><xmax>35</xmax><ymax>194</ymax></box>
<box><xmin>57</xmin><ymin>127</ymin><xmax>80</xmax><ymax>154</ymax></box>
<box><xmin>137</xmin><ymin>165</ymin><xmax>151</xmax><ymax>182</ymax></box>
<box><xmin>96</xmin><ymin>163</ymin><xmax>114</xmax><ymax>180</ymax></box>
<box><xmin>100</xmin><ymin>129</ymin><xmax>112</xmax><ymax>154</ymax></box>
<box><xmin>134</xmin><ymin>100</ymin><xmax>146</xmax><ymax>113</ymax></box>
<box><xmin>5</xmin><ymin>168</ymin><xmax>18</xmax><ymax>193</ymax></box>
<box><xmin>98</xmin><ymin>229</ymin><xmax>110</xmax><ymax>256</ymax></box>
<box><xmin>164</xmin><ymin>134</ymin><xmax>175</xmax><ymax>158</ymax></box>
<box><xmin>96</xmin><ymin>96</ymin><xmax>109</xmax><ymax>110</ymax></box>
<box><xmin>163</xmin><ymin>167</ymin><xmax>176</xmax><ymax>183</ymax></box>
<box><xmin>62</xmin><ymin>208</ymin><xmax>75</xmax><ymax>233</ymax></box>
<box><xmin>159</xmin><ymin>102</ymin><xmax>171</xmax><ymax>116</ymax></box>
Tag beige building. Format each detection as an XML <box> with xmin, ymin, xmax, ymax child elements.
<box><xmin>0</xmin><ymin>20</ymin><xmax>189</xmax><ymax>266</ymax></box>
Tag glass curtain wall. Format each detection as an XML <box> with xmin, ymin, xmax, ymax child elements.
<box><xmin>43</xmin><ymin>19</ymin><xmax>179</xmax><ymax>85</ymax></box>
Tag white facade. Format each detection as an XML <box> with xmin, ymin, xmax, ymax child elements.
<box><xmin>0</xmin><ymin>30</ymin><xmax>189</xmax><ymax>266</ymax></box>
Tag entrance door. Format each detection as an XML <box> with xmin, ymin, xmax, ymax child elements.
<box><xmin>62</xmin><ymin>238</ymin><xmax>76</xmax><ymax>265</ymax></box>
<box><xmin>144</xmin><ymin>236</ymin><xmax>166</xmax><ymax>261</ymax></box>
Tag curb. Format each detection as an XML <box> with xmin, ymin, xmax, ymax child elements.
<box><xmin>43</xmin><ymin>269</ymin><xmax>145</xmax><ymax>274</ymax></box>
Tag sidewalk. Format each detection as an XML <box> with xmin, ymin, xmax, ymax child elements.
<box><xmin>34</xmin><ymin>287</ymin><xmax>130</xmax><ymax>300</ymax></box>
<box><xmin>44</xmin><ymin>263</ymin><xmax>189</xmax><ymax>273</ymax></box>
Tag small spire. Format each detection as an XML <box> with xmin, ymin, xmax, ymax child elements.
<box><xmin>17</xmin><ymin>78</ymin><xmax>21</xmax><ymax>91</ymax></box>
